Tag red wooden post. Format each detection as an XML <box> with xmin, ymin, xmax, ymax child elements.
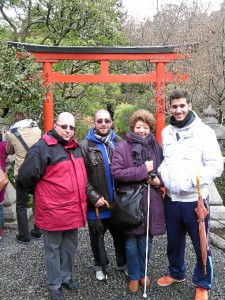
<box><xmin>43</xmin><ymin>62</ymin><xmax>54</xmax><ymax>132</ymax></box>
<box><xmin>155</xmin><ymin>62</ymin><xmax>166</xmax><ymax>144</ymax></box>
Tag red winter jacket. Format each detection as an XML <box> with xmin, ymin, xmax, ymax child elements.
<box><xmin>17</xmin><ymin>130</ymin><xmax>87</xmax><ymax>231</ymax></box>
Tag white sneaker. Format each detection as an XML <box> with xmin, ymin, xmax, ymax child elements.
<box><xmin>96</xmin><ymin>270</ymin><xmax>106</xmax><ymax>281</ymax></box>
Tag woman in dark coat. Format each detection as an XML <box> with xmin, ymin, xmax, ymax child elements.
<box><xmin>111</xmin><ymin>109</ymin><xmax>166</xmax><ymax>294</ymax></box>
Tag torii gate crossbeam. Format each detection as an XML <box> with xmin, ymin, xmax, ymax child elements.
<box><xmin>9</xmin><ymin>42</ymin><xmax>190</xmax><ymax>143</ymax></box>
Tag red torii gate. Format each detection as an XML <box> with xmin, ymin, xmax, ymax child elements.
<box><xmin>9</xmin><ymin>42</ymin><xmax>189</xmax><ymax>143</ymax></box>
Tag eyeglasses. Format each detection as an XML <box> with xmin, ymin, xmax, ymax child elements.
<box><xmin>95</xmin><ymin>119</ymin><xmax>112</xmax><ymax>124</ymax></box>
<box><xmin>56</xmin><ymin>124</ymin><xmax>75</xmax><ymax>131</ymax></box>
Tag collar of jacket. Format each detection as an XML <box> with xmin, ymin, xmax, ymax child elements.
<box><xmin>42</xmin><ymin>130</ymin><xmax>78</xmax><ymax>149</ymax></box>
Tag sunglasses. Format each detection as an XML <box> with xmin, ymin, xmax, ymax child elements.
<box><xmin>56</xmin><ymin>124</ymin><xmax>75</xmax><ymax>131</ymax></box>
<box><xmin>95</xmin><ymin>119</ymin><xmax>112</xmax><ymax>124</ymax></box>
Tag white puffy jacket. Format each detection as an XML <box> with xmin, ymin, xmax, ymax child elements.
<box><xmin>159</xmin><ymin>112</ymin><xmax>224</xmax><ymax>202</ymax></box>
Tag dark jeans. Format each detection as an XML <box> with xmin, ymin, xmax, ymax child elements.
<box><xmin>125</xmin><ymin>234</ymin><xmax>152</xmax><ymax>280</ymax></box>
<box><xmin>88</xmin><ymin>218</ymin><xmax>126</xmax><ymax>268</ymax></box>
<box><xmin>16</xmin><ymin>180</ymin><xmax>41</xmax><ymax>239</ymax></box>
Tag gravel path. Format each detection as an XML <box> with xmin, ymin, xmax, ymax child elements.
<box><xmin>0</xmin><ymin>225</ymin><xmax>225</xmax><ymax>300</ymax></box>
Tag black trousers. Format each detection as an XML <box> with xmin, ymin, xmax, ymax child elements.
<box><xmin>16</xmin><ymin>180</ymin><xmax>41</xmax><ymax>238</ymax></box>
<box><xmin>88</xmin><ymin>218</ymin><xmax>126</xmax><ymax>268</ymax></box>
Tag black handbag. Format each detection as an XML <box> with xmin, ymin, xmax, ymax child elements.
<box><xmin>111</xmin><ymin>184</ymin><xmax>144</xmax><ymax>231</ymax></box>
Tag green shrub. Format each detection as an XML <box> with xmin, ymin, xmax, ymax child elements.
<box><xmin>75</xmin><ymin>118</ymin><xmax>92</xmax><ymax>141</ymax></box>
<box><xmin>114</xmin><ymin>104</ymin><xmax>137</xmax><ymax>137</ymax></box>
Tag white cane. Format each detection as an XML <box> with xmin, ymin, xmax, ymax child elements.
<box><xmin>143</xmin><ymin>183</ymin><xmax>150</xmax><ymax>298</ymax></box>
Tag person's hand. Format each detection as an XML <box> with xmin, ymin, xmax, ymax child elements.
<box><xmin>95</xmin><ymin>197</ymin><xmax>106</xmax><ymax>207</ymax></box>
<box><xmin>147</xmin><ymin>176</ymin><xmax>160</xmax><ymax>186</ymax></box>
<box><xmin>145</xmin><ymin>160</ymin><xmax>153</xmax><ymax>173</ymax></box>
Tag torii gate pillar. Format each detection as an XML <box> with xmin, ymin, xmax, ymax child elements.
<box><xmin>156</xmin><ymin>62</ymin><xmax>166</xmax><ymax>141</ymax></box>
<box><xmin>43</xmin><ymin>62</ymin><xmax>54</xmax><ymax>130</ymax></box>
<box><xmin>9</xmin><ymin>43</ymin><xmax>190</xmax><ymax>144</ymax></box>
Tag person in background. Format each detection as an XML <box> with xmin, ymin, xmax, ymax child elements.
<box><xmin>80</xmin><ymin>109</ymin><xmax>127</xmax><ymax>281</ymax></box>
<box><xmin>0</xmin><ymin>130</ymin><xmax>8</xmax><ymax>245</ymax></box>
<box><xmin>6</xmin><ymin>111</ymin><xmax>42</xmax><ymax>244</ymax></box>
<box><xmin>157</xmin><ymin>89</ymin><xmax>224</xmax><ymax>300</ymax></box>
<box><xmin>17</xmin><ymin>112</ymin><xmax>87</xmax><ymax>300</ymax></box>
<box><xmin>111</xmin><ymin>109</ymin><xmax>166</xmax><ymax>294</ymax></box>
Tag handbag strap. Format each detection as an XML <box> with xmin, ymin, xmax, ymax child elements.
<box><xmin>10</xmin><ymin>128</ymin><xmax>30</xmax><ymax>152</ymax></box>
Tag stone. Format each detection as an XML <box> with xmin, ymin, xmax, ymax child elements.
<box><xmin>4</xmin><ymin>182</ymin><xmax>16</xmax><ymax>206</ymax></box>
<box><xmin>5</xmin><ymin>207</ymin><xmax>33</xmax><ymax>229</ymax></box>
<box><xmin>208</xmin><ymin>182</ymin><xmax>223</xmax><ymax>206</ymax></box>
<box><xmin>210</xmin><ymin>232</ymin><xmax>225</xmax><ymax>251</ymax></box>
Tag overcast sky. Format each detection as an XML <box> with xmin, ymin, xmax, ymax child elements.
<box><xmin>122</xmin><ymin>0</ymin><xmax>221</xmax><ymax>19</ymax></box>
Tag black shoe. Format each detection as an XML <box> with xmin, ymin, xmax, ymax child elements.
<box><xmin>117</xmin><ymin>264</ymin><xmax>128</xmax><ymax>276</ymax></box>
<box><xmin>48</xmin><ymin>288</ymin><xmax>65</xmax><ymax>300</ymax></box>
<box><xmin>16</xmin><ymin>234</ymin><xmax>31</xmax><ymax>245</ymax></box>
<box><xmin>62</xmin><ymin>278</ymin><xmax>79</xmax><ymax>291</ymax></box>
<box><xmin>30</xmin><ymin>229</ymin><xmax>42</xmax><ymax>240</ymax></box>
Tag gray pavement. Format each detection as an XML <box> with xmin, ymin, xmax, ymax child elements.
<box><xmin>0</xmin><ymin>225</ymin><xmax>225</xmax><ymax>300</ymax></box>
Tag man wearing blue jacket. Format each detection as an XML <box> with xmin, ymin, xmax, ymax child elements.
<box><xmin>80</xmin><ymin>109</ymin><xmax>126</xmax><ymax>281</ymax></box>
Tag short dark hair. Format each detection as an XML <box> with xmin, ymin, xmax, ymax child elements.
<box><xmin>129</xmin><ymin>109</ymin><xmax>155</xmax><ymax>132</ymax></box>
<box><xmin>93</xmin><ymin>109</ymin><xmax>111</xmax><ymax>121</ymax></box>
<box><xmin>10</xmin><ymin>111</ymin><xmax>28</xmax><ymax>124</ymax></box>
<box><xmin>169</xmin><ymin>89</ymin><xmax>190</xmax><ymax>104</ymax></box>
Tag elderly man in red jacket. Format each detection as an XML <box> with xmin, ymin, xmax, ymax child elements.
<box><xmin>17</xmin><ymin>112</ymin><xmax>87</xmax><ymax>300</ymax></box>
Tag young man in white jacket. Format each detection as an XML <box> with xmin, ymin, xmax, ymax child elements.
<box><xmin>157</xmin><ymin>89</ymin><xmax>224</xmax><ymax>300</ymax></box>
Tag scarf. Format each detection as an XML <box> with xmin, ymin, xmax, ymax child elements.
<box><xmin>94</xmin><ymin>129</ymin><xmax>115</xmax><ymax>163</ymax></box>
<box><xmin>126</xmin><ymin>131</ymin><xmax>163</xmax><ymax>168</ymax></box>
<box><xmin>87</xmin><ymin>127</ymin><xmax>116</xmax><ymax>205</ymax></box>
<box><xmin>170</xmin><ymin>110</ymin><xmax>195</xmax><ymax>128</ymax></box>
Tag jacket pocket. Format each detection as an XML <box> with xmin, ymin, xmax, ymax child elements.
<box><xmin>88</xmin><ymin>150</ymin><xmax>103</xmax><ymax>166</ymax></box>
